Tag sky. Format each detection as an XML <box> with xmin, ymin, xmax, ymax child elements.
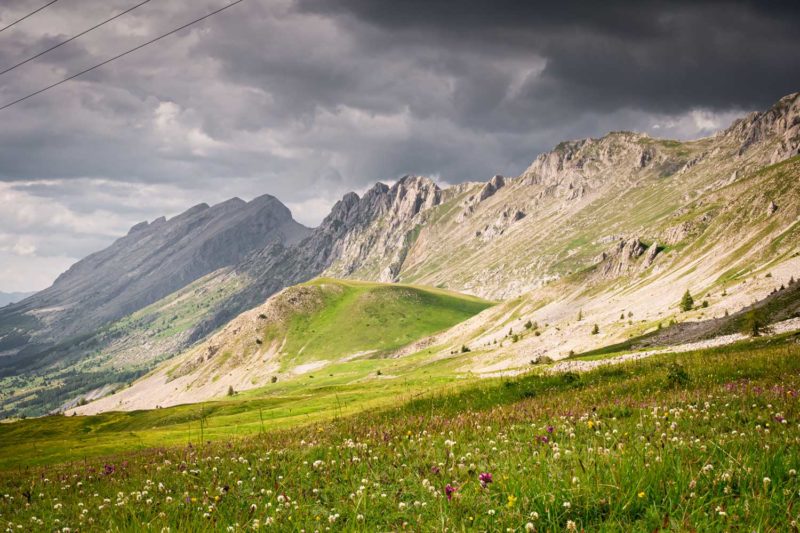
<box><xmin>0</xmin><ymin>0</ymin><xmax>799</xmax><ymax>292</ymax></box>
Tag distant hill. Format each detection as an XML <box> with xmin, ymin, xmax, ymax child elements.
<box><xmin>0</xmin><ymin>292</ymin><xmax>35</xmax><ymax>308</ymax></box>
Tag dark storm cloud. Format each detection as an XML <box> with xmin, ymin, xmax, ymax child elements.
<box><xmin>297</xmin><ymin>0</ymin><xmax>800</xmax><ymax>114</ymax></box>
<box><xmin>0</xmin><ymin>0</ymin><xmax>798</xmax><ymax>290</ymax></box>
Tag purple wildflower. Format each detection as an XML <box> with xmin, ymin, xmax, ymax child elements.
<box><xmin>546</xmin><ymin>425</ymin><xmax>554</xmax><ymax>434</ymax></box>
<box><xmin>479</xmin><ymin>472</ymin><xmax>493</xmax><ymax>488</ymax></box>
<box><xmin>445</xmin><ymin>484</ymin><xmax>457</xmax><ymax>500</ymax></box>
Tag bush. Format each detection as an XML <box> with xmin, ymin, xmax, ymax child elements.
<box><xmin>460</xmin><ymin>345</ymin><xmax>471</xmax><ymax>353</ymax></box>
<box><xmin>227</xmin><ymin>385</ymin><xmax>235</xmax><ymax>396</ymax></box>
<box><xmin>524</xmin><ymin>320</ymin><xmax>533</xmax><ymax>330</ymax></box>
<box><xmin>270</xmin><ymin>376</ymin><xmax>278</xmax><ymax>383</ymax></box>
<box><xmin>561</xmin><ymin>372</ymin><xmax>580</xmax><ymax>385</ymax></box>
<box><xmin>591</xmin><ymin>324</ymin><xmax>599</xmax><ymax>335</ymax></box>
<box><xmin>665</xmin><ymin>362</ymin><xmax>690</xmax><ymax>388</ymax></box>
<box><xmin>512</xmin><ymin>334</ymin><xmax>519</xmax><ymax>343</ymax></box>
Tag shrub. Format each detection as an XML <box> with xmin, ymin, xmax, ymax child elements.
<box><xmin>270</xmin><ymin>376</ymin><xmax>278</xmax><ymax>383</ymax></box>
<box><xmin>460</xmin><ymin>345</ymin><xmax>471</xmax><ymax>353</ymax></box>
<box><xmin>591</xmin><ymin>324</ymin><xmax>599</xmax><ymax>335</ymax></box>
<box><xmin>227</xmin><ymin>385</ymin><xmax>235</xmax><ymax>396</ymax></box>
<box><xmin>524</xmin><ymin>320</ymin><xmax>533</xmax><ymax>330</ymax></box>
<box><xmin>701</xmin><ymin>300</ymin><xmax>709</xmax><ymax>308</ymax></box>
<box><xmin>512</xmin><ymin>334</ymin><xmax>519</xmax><ymax>343</ymax></box>
<box><xmin>665</xmin><ymin>362</ymin><xmax>690</xmax><ymax>388</ymax></box>
<box><xmin>561</xmin><ymin>372</ymin><xmax>580</xmax><ymax>385</ymax></box>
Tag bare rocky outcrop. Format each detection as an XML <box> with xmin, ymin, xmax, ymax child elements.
<box><xmin>726</xmin><ymin>92</ymin><xmax>800</xmax><ymax>161</ymax></box>
<box><xmin>767</xmin><ymin>200</ymin><xmax>779</xmax><ymax>216</ymax></box>
<box><xmin>594</xmin><ymin>237</ymin><xmax>658</xmax><ymax>279</ymax></box>
<box><xmin>479</xmin><ymin>175</ymin><xmax>506</xmax><ymax>201</ymax></box>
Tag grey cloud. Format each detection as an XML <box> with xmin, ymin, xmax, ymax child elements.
<box><xmin>0</xmin><ymin>0</ymin><xmax>798</xmax><ymax>291</ymax></box>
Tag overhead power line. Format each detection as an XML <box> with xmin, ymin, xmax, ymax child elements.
<box><xmin>0</xmin><ymin>0</ymin><xmax>152</xmax><ymax>77</ymax></box>
<box><xmin>0</xmin><ymin>0</ymin><xmax>59</xmax><ymax>33</ymax></box>
<box><xmin>0</xmin><ymin>0</ymin><xmax>247</xmax><ymax>112</ymax></box>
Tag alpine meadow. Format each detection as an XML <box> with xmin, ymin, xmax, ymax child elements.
<box><xmin>1</xmin><ymin>1</ymin><xmax>800</xmax><ymax>531</ymax></box>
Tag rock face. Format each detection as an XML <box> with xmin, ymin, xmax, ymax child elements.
<box><xmin>324</xmin><ymin>176</ymin><xmax>442</xmax><ymax>282</ymax></box>
<box><xmin>519</xmin><ymin>132</ymin><xmax>662</xmax><ymax>197</ymax></box>
<box><xmin>595</xmin><ymin>238</ymin><xmax>650</xmax><ymax>279</ymax></box>
<box><xmin>0</xmin><ymin>195</ymin><xmax>310</xmax><ymax>352</ymax></box>
<box><xmin>726</xmin><ymin>92</ymin><xmax>800</xmax><ymax>162</ymax></box>
<box><xmin>479</xmin><ymin>175</ymin><xmax>506</xmax><ymax>201</ymax></box>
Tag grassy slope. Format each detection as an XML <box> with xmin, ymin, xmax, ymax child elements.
<box><xmin>269</xmin><ymin>278</ymin><xmax>492</xmax><ymax>365</ymax></box>
<box><xmin>0</xmin><ymin>333</ymin><xmax>798</xmax><ymax>531</ymax></box>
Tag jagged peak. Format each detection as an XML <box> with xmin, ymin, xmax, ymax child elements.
<box><xmin>127</xmin><ymin>220</ymin><xmax>149</xmax><ymax>235</ymax></box>
<box><xmin>722</xmin><ymin>91</ymin><xmax>800</xmax><ymax>160</ymax></box>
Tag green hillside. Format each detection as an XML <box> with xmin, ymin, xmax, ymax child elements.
<box><xmin>265</xmin><ymin>278</ymin><xmax>493</xmax><ymax>365</ymax></box>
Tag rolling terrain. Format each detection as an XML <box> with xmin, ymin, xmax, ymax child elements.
<box><xmin>1</xmin><ymin>92</ymin><xmax>799</xmax><ymax>419</ymax></box>
<box><xmin>73</xmin><ymin>279</ymin><xmax>492</xmax><ymax>413</ymax></box>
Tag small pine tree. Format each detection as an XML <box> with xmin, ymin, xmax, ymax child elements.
<box><xmin>512</xmin><ymin>333</ymin><xmax>519</xmax><ymax>343</ymax></box>
<box><xmin>524</xmin><ymin>319</ymin><xmax>533</xmax><ymax>330</ymax></box>
<box><xmin>460</xmin><ymin>344</ymin><xmax>471</xmax><ymax>353</ymax></box>
<box><xmin>508</xmin><ymin>328</ymin><xmax>513</xmax><ymax>337</ymax></box>
<box><xmin>620</xmin><ymin>313</ymin><xmax>625</xmax><ymax>320</ymax></box>
<box><xmin>680</xmin><ymin>290</ymin><xmax>694</xmax><ymax>312</ymax></box>
<box><xmin>741</xmin><ymin>309</ymin><xmax>770</xmax><ymax>337</ymax></box>
<box><xmin>591</xmin><ymin>324</ymin><xmax>599</xmax><ymax>335</ymax></box>
<box><xmin>227</xmin><ymin>385</ymin><xmax>235</xmax><ymax>396</ymax></box>
<box><xmin>577</xmin><ymin>309</ymin><xmax>583</xmax><ymax>321</ymax></box>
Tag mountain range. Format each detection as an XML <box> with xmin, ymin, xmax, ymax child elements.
<box><xmin>2</xmin><ymin>91</ymin><xmax>799</xmax><ymax>418</ymax></box>
<box><xmin>0</xmin><ymin>292</ymin><xmax>35</xmax><ymax>308</ymax></box>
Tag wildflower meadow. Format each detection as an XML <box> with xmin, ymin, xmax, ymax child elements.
<box><xmin>1</xmin><ymin>335</ymin><xmax>799</xmax><ymax>531</ymax></box>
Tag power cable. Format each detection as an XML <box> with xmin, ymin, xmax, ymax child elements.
<box><xmin>0</xmin><ymin>0</ymin><xmax>59</xmax><ymax>33</ymax></box>
<box><xmin>0</xmin><ymin>0</ymin><xmax>246</xmax><ymax>112</ymax></box>
<box><xmin>0</xmin><ymin>0</ymin><xmax>152</xmax><ymax>77</ymax></box>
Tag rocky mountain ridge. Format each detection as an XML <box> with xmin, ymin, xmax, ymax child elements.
<box><xmin>3</xmin><ymin>91</ymin><xmax>799</xmax><ymax>417</ymax></box>
<box><xmin>0</xmin><ymin>195</ymin><xmax>309</xmax><ymax>365</ymax></box>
